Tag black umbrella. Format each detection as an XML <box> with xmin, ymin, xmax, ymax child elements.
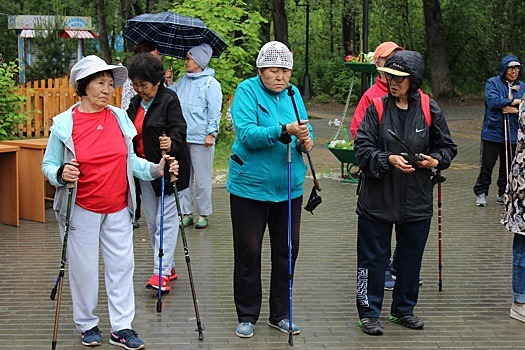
<box><xmin>123</xmin><ymin>11</ymin><xmax>228</xmax><ymax>58</ymax></box>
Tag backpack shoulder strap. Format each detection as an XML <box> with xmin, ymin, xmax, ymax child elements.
<box><xmin>373</xmin><ymin>93</ymin><xmax>431</xmax><ymax>126</ymax></box>
<box><xmin>420</xmin><ymin>92</ymin><xmax>431</xmax><ymax>126</ymax></box>
<box><xmin>372</xmin><ymin>97</ymin><xmax>384</xmax><ymax>123</ymax></box>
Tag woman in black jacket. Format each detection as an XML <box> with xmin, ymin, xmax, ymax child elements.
<box><xmin>354</xmin><ymin>50</ymin><xmax>457</xmax><ymax>335</ymax></box>
<box><xmin>127</xmin><ymin>52</ymin><xmax>191</xmax><ymax>293</ymax></box>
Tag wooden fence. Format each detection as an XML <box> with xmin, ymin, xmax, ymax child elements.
<box><xmin>17</xmin><ymin>77</ymin><xmax>122</xmax><ymax>138</ymax></box>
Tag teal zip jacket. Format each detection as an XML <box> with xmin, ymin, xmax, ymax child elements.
<box><xmin>42</xmin><ymin>103</ymin><xmax>160</xmax><ymax>223</ymax></box>
<box><xmin>226</xmin><ymin>76</ymin><xmax>314</xmax><ymax>202</ymax></box>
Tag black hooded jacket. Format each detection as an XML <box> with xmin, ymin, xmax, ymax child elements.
<box><xmin>355</xmin><ymin>50</ymin><xmax>457</xmax><ymax>223</ymax></box>
<box><xmin>127</xmin><ymin>84</ymin><xmax>191</xmax><ymax>196</ymax></box>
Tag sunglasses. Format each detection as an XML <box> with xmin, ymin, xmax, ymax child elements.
<box><xmin>386</xmin><ymin>73</ymin><xmax>407</xmax><ymax>83</ymax></box>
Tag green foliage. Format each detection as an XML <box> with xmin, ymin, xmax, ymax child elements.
<box><xmin>168</xmin><ymin>0</ymin><xmax>267</xmax><ymax>97</ymax></box>
<box><xmin>25</xmin><ymin>17</ymin><xmax>77</xmax><ymax>81</ymax></box>
<box><xmin>0</xmin><ymin>2</ymin><xmax>20</xmax><ymax>63</ymax></box>
<box><xmin>4</xmin><ymin>0</ymin><xmax>525</xmax><ymax>102</ymax></box>
<box><xmin>0</xmin><ymin>59</ymin><xmax>27</xmax><ymax>141</ymax></box>
<box><xmin>309</xmin><ymin>55</ymin><xmax>363</xmax><ymax>104</ymax></box>
<box><xmin>214</xmin><ymin>111</ymin><xmax>236</xmax><ymax>171</ymax></box>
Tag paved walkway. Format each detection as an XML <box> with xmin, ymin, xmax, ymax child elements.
<box><xmin>2</xmin><ymin>101</ymin><xmax>525</xmax><ymax>349</ymax></box>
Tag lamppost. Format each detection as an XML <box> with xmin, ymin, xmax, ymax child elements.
<box><xmin>361</xmin><ymin>0</ymin><xmax>370</xmax><ymax>95</ymax></box>
<box><xmin>294</xmin><ymin>0</ymin><xmax>311</xmax><ymax>99</ymax></box>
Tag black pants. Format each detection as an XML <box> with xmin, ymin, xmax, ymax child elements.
<box><xmin>134</xmin><ymin>177</ymin><xmax>141</xmax><ymax>220</ymax></box>
<box><xmin>230</xmin><ymin>194</ymin><xmax>302</xmax><ymax>324</ymax></box>
<box><xmin>473</xmin><ymin>140</ymin><xmax>516</xmax><ymax>197</ymax></box>
<box><xmin>356</xmin><ymin>216</ymin><xmax>431</xmax><ymax>318</ymax></box>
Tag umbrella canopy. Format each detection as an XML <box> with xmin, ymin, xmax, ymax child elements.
<box><xmin>123</xmin><ymin>11</ymin><xmax>228</xmax><ymax>59</ymax></box>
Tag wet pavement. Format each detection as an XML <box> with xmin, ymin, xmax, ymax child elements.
<box><xmin>2</xmin><ymin>100</ymin><xmax>525</xmax><ymax>349</ymax></box>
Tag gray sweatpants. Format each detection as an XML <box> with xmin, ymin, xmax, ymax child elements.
<box><xmin>62</xmin><ymin>204</ymin><xmax>135</xmax><ymax>333</ymax></box>
<box><xmin>179</xmin><ymin>143</ymin><xmax>214</xmax><ymax>216</ymax></box>
<box><xmin>139</xmin><ymin>179</ymin><xmax>179</xmax><ymax>276</ymax></box>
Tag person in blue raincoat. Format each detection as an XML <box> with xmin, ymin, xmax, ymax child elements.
<box><xmin>172</xmin><ymin>44</ymin><xmax>222</xmax><ymax>229</ymax></box>
<box><xmin>226</xmin><ymin>41</ymin><xmax>314</xmax><ymax>339</ymax></box>
<box><xmin>473</xmin><ymin>55</ymin><xmax>525</xmax><ymax>207</ymax></box>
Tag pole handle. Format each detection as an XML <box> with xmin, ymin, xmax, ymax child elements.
<box><xmin>165</xmin><ymin>156</ymin><xmax>178</xmax><ymax>183</ymax></box>
<box><xmin>160</xmin><ymin>133</ymin><xmax>178</xmax><ymax>182</ymax></box>
<box><xmin>66</xmin><ymin>160</ymin><xmax>79</xmax><ymax>189</ymax></box>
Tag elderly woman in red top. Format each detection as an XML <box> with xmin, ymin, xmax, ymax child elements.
<box><xmin>42</xmin><ymin>55</ymin><xmax>178</xmax><ymax>349</ymax></box>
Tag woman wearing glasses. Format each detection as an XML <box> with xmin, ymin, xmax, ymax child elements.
<box><xmin>353</xmin><ymin>50</ymin><xmax>457</xmax><ymax>335</ymax></box>
<box><xmin>126</xmin><ymin>52</ymin><xmax>191</xmax><ymax>294</ymax></box>
<box><xmin>473</xmin><ymin>55</ymin><xmax>524</xmax><ymax>207</ymax></box>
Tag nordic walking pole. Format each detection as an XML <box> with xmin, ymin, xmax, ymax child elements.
<box><xmin>51</xmin><ymin>160</ymin><xmax>78</xmax><ymax>350</ymax></box>
<box><xmin>286</xmin><ymin>142</ymin><xmax>294</xmax><ymax>346</ymax></box>
<box><xmin>156</xmin><ymin>144</ymin><xmax>169</xmax><ymax>313</ymax></box>
<box><xmin>437</xmin><ymin>170</ymin><xmax>443</xmax><ymax>292</ymax></box>
<box><xmin>287</xmin><ymin>86</ymin><xmax>320</xmax><ymax>191</ymax></box>
<box><xmin>504</xmin><ymin>113</ymin><xmax>511</xmax><ymax>183</ymax></box>
<box><xmin>166</xmin><ymin>156</ymin><xmax>204</xmax><ymax>340</ymax></box>
<box><xmin>156</xmin><ymin>166</ymin><xmax>165</xmax><ymax>312</ymax></box>
<box><xmin>504</xmin><ymin>84</ymin><xmax>517</xmax><ymax>183</ymax></box>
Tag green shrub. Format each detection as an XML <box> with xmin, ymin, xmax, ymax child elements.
<box><xmin>0</xmin><ymin>59</ymin><xmax>27</xmax><ymax>140</ymax></box>
<box><xmin>214</xmin><ymin>107</ymin><xmax>235</xmax><ymax>171</ymax></box>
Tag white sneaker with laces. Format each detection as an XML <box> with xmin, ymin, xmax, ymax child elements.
<box><xmin>476</xmin><ymin>193</ymin><xmax>487</xmax><ymax>207</ymax></box>
<box><xmin>510</xmin><ymin>303</ymin><xmax>525</xmax><ymax>323</ymax></box>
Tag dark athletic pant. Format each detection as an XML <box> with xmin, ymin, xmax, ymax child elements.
<box><xmin>356</xmin><ymin>216</ymin><xmax>431</xmax><ymax>318</ymax></box>
<box><xmin>473</xmin><ymin>140</ymin><xmax>516</xmax><ymax>197</ymax></box>
<box><xmin>134</xmin><ymin>177</ymin><xmax>141</xmax><ymax>221</ymax></box>
<box><xmin>230</xmin><ymin>194</ymin><xmax>302</xmax><ymax>324</ymax></box>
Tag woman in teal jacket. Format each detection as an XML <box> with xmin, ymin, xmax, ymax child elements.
<box><xmin>226</xmin><ymin>41</ymin><xmax>314</xmax><ymax>339</ymax></box>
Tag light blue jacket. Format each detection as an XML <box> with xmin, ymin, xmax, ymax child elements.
<box><xmin>172</xmin><ymin>67</ymin><xmax>222</xmax><ymax>144</ymax></box>
<box><xmin>226</xmin><ymin>76</ymin><xmax>314</xmax><ymax>202</ymax></box>
<box><xmin>41</xmin><ymin>103</ymin><xmax>160</xmax><ymax>223</ymax></box>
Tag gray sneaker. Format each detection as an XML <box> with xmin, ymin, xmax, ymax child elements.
<box><xmin>497</xmin><ymin>194</ymin><xmax>504</xmax><ymax>205</ymax></box>
<box><xmin>476</xmin><ymin>193</ymin><xmax>487</xmax><ymax>207</ymax></box>
<box><xmin>510</xmin><ymin>303</ymin><xmax>525</xmax><ymax>323</ymax></box>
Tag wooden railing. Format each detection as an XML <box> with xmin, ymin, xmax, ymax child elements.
<box><xmin>16</xmin><ymin>77</ymin><xmax>122</xmax><ymax>138</ymax></box>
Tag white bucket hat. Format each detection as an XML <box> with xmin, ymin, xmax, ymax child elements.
<box><xmin>256</xmin><ymin>41</ymin><xmax>293</xmax><ymax>70</ymax></box>
<box><xmin>70</xmin><ymin>55</ymin><xmax>128</xmax><ymax>88</ymax></box>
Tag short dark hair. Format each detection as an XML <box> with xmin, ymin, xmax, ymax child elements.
<box><xmin>134</xmin><ymin>40</ymin><xmax>159</xmax><ymax>54</ymax></box>
<box><xmin>75</xmin><ymin>70</ymin><xmax>114</xmax><ymax>97</ymax></box>
<box><xmin>127</xmin><ymin>52</ymin><xmax>165</xmax><ymax>85</ymax></box>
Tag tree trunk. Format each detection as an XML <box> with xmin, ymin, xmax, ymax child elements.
<box><xmin>422</xmin><ymin>0</ymin><xmax>455</xmax><ymax>100</ymax></box>
<box><xmin>97</xmin><ymin>0</ymin><xmax>111</xmax><ymax>63</ymax></box>
<box><xmin>272</xmin><ymin>0</ymin><xmax>289</xmax><ymax>47</ymax></box>
<box><xmin>342</xmin><ymin>0</ymin><xmax>356</xmax><ymax>55</ymax></box>
<box><xmin>121</xmin><ymin>0</ymin><xmax>134</xmax><ymax>52</ymax></box>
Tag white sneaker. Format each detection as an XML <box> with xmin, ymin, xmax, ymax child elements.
<box><xmin>510</xmin><ymin>303</ymin><xmax>525</xmax><ymax>323</ymax></box>
<box><xmin>476</xmin><ymin>193</ymin><xmax>487</xmax><ymax>207</ymax></box>
<box><xmin>496</xmin><ymin>195</ymin><xmax>504</xmax><ymax>205</ymax></box>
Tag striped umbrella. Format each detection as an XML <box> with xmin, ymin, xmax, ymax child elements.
<box><xmin>123</xmin><ymin>11</ymin><xmax>227</xmax><ymax>58</ymax></box>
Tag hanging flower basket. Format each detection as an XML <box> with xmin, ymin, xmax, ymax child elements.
<box><xmin>344</xmin><ymin>62</ymin><xmax>377</xmax><ymax>74</ymax></box>
<box><xmin>325</xmin><ymin>76</ymin><xmax>361</xmax><ymax>183</ymax></box>
<box><xmin>326</xmin><ymin>141</ymin><xmax>360</xmax><ymax>183</ymax></box>
<box><xmin>327</xmin><ymin>140</ymin><xmax>355</xmax><ymax>163</ymax></box>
